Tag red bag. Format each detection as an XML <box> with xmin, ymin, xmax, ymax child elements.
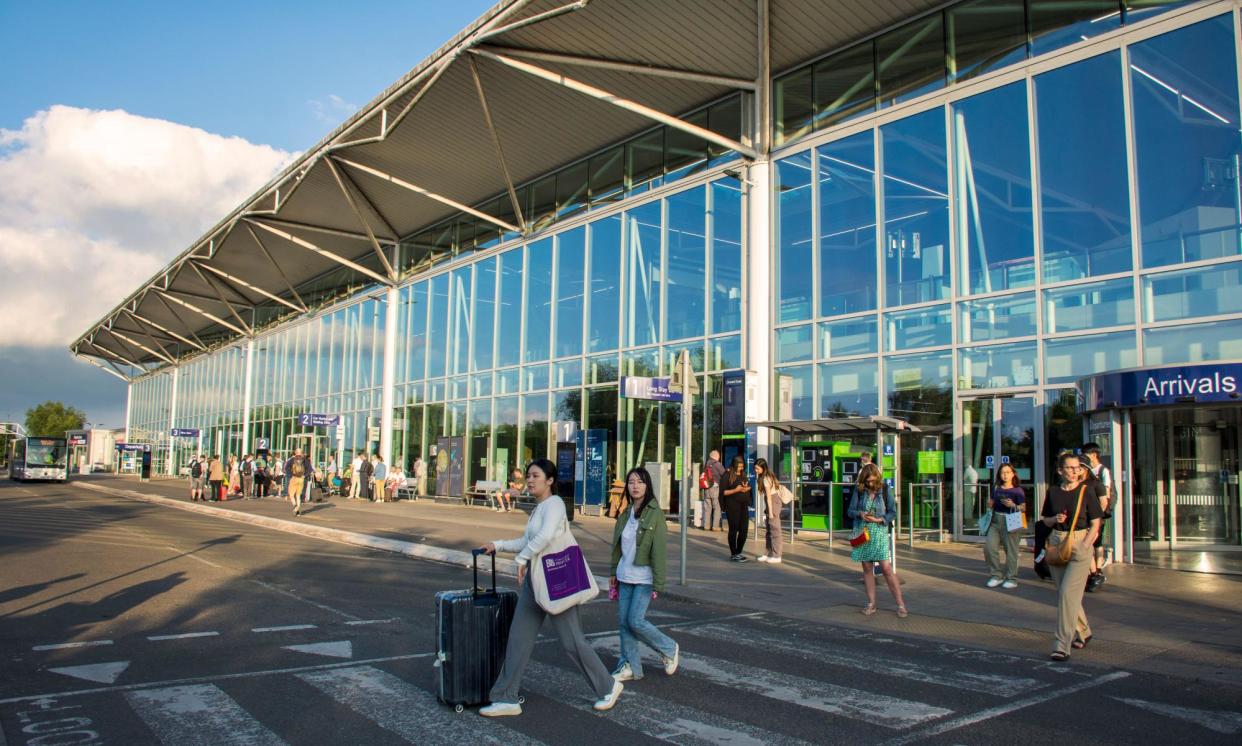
<box><xmin>699</xmin><ymin>470</ymin><xmax>713</xmax><ymax>490</ymax></box>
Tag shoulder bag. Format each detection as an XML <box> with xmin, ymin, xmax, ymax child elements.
<box><xmin>1045</xmin><ymin>486</ymin><xmax>1086</xmax><ymax>567</ymax></box>
<box><xmin>530</xmin><ymin>519</ymin><xmax>599</xmax><ymax>614</ymax></box>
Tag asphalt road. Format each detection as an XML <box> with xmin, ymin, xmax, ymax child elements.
<box><xmin>2</xmin><ymin>478</ymin><xmax>1240</xmax><ymax>745</ymax></box>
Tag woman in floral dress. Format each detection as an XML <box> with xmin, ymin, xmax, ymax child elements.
<box><xmin>847</xmin><ymin>462</ymin><xmax>907</xmax><ymax>618</ymax></box>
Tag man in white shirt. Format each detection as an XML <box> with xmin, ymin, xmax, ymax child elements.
<box><xmin>1081</xmin><ymin>442</ymin><xmax>1113</xmax><ymax>592</ymax></box>
<box><xmin>349</xmin><ymin>452</ymin><xmax>363</xmax><ymax>500</ymax></box>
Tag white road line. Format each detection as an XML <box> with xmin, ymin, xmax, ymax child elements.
<box><xmin>1114</xmin><ymin>697</ymin><xmax>1242</xmax><ymax>735</ymax></box>
<box><xmin>684</xmin><ymin>622</ymin><xmax>1042</xmax><ymax>696</ymax></box>
<box><xmin>147</xmin><ymin>632</ymin><xmax>220</xmax><ymax>641</ymax></box>
<box><xmin>344</xmin><ymin>618</ymin><xmax>399</xmax><ymax>626</ymax></box>
<box><xmin>252</xmin><ymin>625</ymin><xmax>318</xmax><ymax>633</ymax></box>
<box><xmin>48</xmin><ymin>661</ymin><xmax>131</xmax><ymax>684</ymax></box>
<box><xmin>32</xmin><ymin>640</ymin><xmax>113</xmax><ymax>651</ymax></box>
<box><xmin>881</xmin><ymin>671</ymin><xmax>1131</xmax><ymax>746</ymax></box>
<box><xmin>591</xmin><ymin>637</ymin><xmax>951</xmax><ymax>729</ymax></box>
<box><xmin>524</xmin><ymin>661</ymin><xmax>814</xmax><ymax>746</ymax></box>
<box><xmin>246</xmin><ymin>579</ymin><xmax>363</xmax><ymax>621</ymax></box>
<box><xmin>126</xmin><ymin>684</ymin><xmax>286</xmax><ymax>746</ymax></box>
<box><xmin>284</xmin><ymin>641</ymin><xmax>352</xmax><ymax>659</ymax></box>
<box><xmin>170</xmin><ymin>547</ymin><xmax>227</xmax><ymax>569</ymax></box>
<box><xmin>296</xmin><ymin>665</ymin><xmax>545</xmax><ymax>745</ymax></box>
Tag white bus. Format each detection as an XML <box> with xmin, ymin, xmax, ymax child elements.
<box><xmin>9</xmin><ymin>437</ymin><xmax>68</xmax><ymax>482</ymax></box>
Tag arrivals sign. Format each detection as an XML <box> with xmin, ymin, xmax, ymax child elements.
<box><xmin>1080</xmin><ymin>363</ymin><xmax>1242</xmax><ymax>411</ymax></box>
<box><xmin>297</xmin><ymin>413</ymin><xmax>340</xmax><ymax>427</ymax></box>
<box><xmin>619</xmin><ymin>376</ymin><xmax>683</xmax><ymax>403</ymax></box>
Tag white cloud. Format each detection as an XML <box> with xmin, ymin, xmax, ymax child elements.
<box><xmin>0</xmin><ymin>105</ymin><xmax>297</xmax><ymax>347</ymax></box>
<box><xmin>307</xmin><ymin>94</ymin><xmax>357</xmax><ymax>125</ymax></box>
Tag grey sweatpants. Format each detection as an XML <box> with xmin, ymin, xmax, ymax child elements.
<box><xmin>1048</xmin><ymin>530</ymin><xmax>1093</xmax><ymax>655</ymax></box>
<box><xmin>489</xmin><ymin>573</ymin><xmax>614</xmax><ymax>704</ymax></box>
<box><xmin>702</xmin><ymin>485</ymin><xmax>720</xmax><ymax>529</ymax></box>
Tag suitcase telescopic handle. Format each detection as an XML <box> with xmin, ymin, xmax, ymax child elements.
<box><xmin>471</xmin><ymin>548</ymin><xmax>496</xmax><ymax>597</ymax></box>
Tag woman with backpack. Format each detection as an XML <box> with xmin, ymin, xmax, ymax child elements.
<box><xmin>607</xmin><ymin>467</ymin><xmax>679</xmax><ymax>684</ymax></box>
<box><xmin>753</xmin><ymin>458</ymin><xmax>785</xmax><ymax>564</ymax></box>
<box><xmin>848</xmin><ymin>462</ymin><xmax>906</xmax><ymax>618</ymax></box>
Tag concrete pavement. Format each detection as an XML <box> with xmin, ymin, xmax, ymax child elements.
<box><xmin>78</xmin><ymin>474</ymin><xmax>1242</xmax><ymax>686</ymax></box>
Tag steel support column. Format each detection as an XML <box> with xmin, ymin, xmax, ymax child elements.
<box><xmin>242</xmin><ymin>339</ymin><xmax>254</xmax><ymax>458</ymax></box>
<box><xmin>168</xmin><ymin>367</ymin><xmax>179</xmax><ymax>476</ymax></box>
<box><xmin>746</xmin><ymin>0</ymin><xmax>773</xmax><ymax>471</ymax></box>
<box><xmin>379</xmin><ymin>286</ymin><xmax>400</xmax><ymax>469</ymax></box>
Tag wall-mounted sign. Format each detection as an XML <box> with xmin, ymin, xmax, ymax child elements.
<box><xmin>619</xmin><ymin>376</ymin><xmax>683</xmax><ymax>402</ymax></box>
<box><xmin>67</xmin><ymin>434</ymin><xmax>88</xmax><ymax>447</ymax></box>
<box><xmin>916</xmin><ymin>451</ymin><xmax>945</xmax><ymax>475</ymax></box>
<box><xmin>298</xmin><ymin>413</ymin><xmax>340</xmax><ymax>427</ymax></box>
<box><xmin>255</xmin><ymin>438</ymin><xmax>270</xmax><ymax>451</ymax></box>
<box><xmin>1080</xmin><ymin>363</ymin><xmax>1242</xmax><ymax>412</ymax></box>
<box><xmin>723</xmin><ymin>370</ymin><xmax>745</xmax><ymax>434</ymax></box>
<box><xmin>171</xmin><ymin>428</ymin><xmax>200</xmax><ymax>438</ymax></box>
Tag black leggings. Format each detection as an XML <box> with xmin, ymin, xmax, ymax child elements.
<box><xmin>725</xmin><ymin>498</ymin><xmax>749</xmax><ymax>556</ymax></box>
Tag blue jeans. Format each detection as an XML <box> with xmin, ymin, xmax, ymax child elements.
<box><xmin>617</xmin><ymin>582</ymin><xmax>676</xmax><ymax>678</ymax></box>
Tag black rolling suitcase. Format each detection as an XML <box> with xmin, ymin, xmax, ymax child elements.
<box><xmin>435</xmin><ymin>549</ymin><xmax>518</xmax><ymax>712</ymax></box>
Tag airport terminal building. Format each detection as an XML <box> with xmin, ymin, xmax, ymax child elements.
<box><xmin>76</xmin><ymin>0</ymin><xmax>1242</xmax><ymax>567</ymax></box>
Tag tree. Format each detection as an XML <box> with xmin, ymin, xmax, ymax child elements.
<box><xmin>25</xmin><ymin>401</ymin><xmax>86</xmax><ymax>437</ymax></box>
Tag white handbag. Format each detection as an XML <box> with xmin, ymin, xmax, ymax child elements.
<box><xmin>1004</xmin><ymin>510</ymin><xmax>1025</xmax><ymax>532</ymax></box>
<box><xmin>529</xmin><ymin>519</ymin><xmax>599</xmax><ymax>615</ymax></box>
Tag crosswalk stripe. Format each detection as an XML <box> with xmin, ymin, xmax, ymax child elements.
<box><xmin>1114</xmin><ymin>697</ymin><xmax>1242</xmax><ymax>735</ymax></box>
<box><xmin>126</xmin><ymin>684</ymin><xmax>286</xmax><ymax>746</ymax></box>
<box><xmin>524</xmin><ymin>661</ymin><xmax>816</xmax><ymax>746</ymax></box>
<box><xmin>296</xmin><ymin>665</ymin><xmax>545</xmax><ymax>745</ymax></box>
<box><xmin>591</xmin><ymin>637</ymin><xmax>951</xmax><ymax>730</ymax></box>
<box><xmin>684</xmin><ymin>622</ymin><xmax>1041</xmax><ymax>697</ymax></box>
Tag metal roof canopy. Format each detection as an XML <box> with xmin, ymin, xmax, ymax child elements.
<box><xmin>71</xmin><ymin>0</ymin><xmax>945</xmax><ymax>377</ymax></box>
<box><xmin>748</xmin><ymin>416</ymin><xmax>921</xmax><ymax>435</ymax></box>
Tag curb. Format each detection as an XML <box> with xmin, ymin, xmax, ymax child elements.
<box><xmin>78</xmin><ymin>482</ymin><xmax>520</xmax><ymax>576</ymax></box>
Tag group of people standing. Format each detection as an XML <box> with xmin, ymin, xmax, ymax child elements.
<box><xmin>697</xmin><ymin>449</ymin><xmax>794</xmax><ymax>565</ymax></box>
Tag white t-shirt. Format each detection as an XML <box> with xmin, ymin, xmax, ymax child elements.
<box><xmin>616</xmin><ymin>507</ymin><xmax>654</xmax><ymax>586</ymax></box>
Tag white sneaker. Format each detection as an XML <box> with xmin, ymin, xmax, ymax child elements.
<box><xmin>1002</xmin><ymin>580</ymin><xmax>1018</xmax><ymax>589</ymax></box>
<box><xmin>593</xmin><ymin>680</ymin><xmax>623</xmax><ymax>711</ymax></box>
<box><xmin>767</xmin><ymin>557</ymin><xmax>782</xmax><ymax>564</ymax></box>
<box><xmin>611</xmin><ymin>662</ymin><xmax>639</xmax><ymax>682</ymax></box>
<box><xmin>663</xmin><ymin>644</ymin><xmax>679</xmax><ymax>676</ymax></box>
<box><xmin>986</xmin><ymin>577</ymin><xmax>1003</xmax><ymax>588</ymax></box>
<box><xmin>479</xmin><ymin>701</ymin><xmax>522</xmax><ymax>717</ymax></box>
<box><xmin>756</xmin><ymin>555</ymin><xmax>769</xmax><ymax>562</ymax></box>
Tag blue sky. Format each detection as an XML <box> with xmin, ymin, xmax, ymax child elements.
<box><xmin>0</xmin><ymin>1</ymin><xmax>495</xmax><ymax>429</ymax></box>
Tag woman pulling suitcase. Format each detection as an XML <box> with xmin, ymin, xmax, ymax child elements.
<box><xmin>477</xmin><ymin>458</ymin><xmax>623</xmax><ymax>717</ymax></box>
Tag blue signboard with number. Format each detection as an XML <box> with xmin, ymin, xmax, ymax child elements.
<box><xmin>298</xmin><ymin>413</ymin><xmax>340</xmax><ymax>427</ymax></box>
<box><xmin>171</xmin><ymin>428</ymin><xmax>200</xmax><ymax>438</ymax></box>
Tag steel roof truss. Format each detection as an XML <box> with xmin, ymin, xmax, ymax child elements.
<box><xmin>119</xmin><ymin>311</ymin><xmax>179</xmax><ymax>362</ymax></box>
<box><xmin>243</xmin><ymin>215</ymin><xmax>386</xmax><ymax>244</ymax></box>
<box><xmin>333</xmin><ymin>156</ymin><xmax>522</xmax><ymax>234</ymax></box>
<box><xmin>246</xmin><ymin>218</ymin><xmax>393</xmax><ymax>287</ymax></box>
<box><xmin>105</xmin><ymin>328</ymin><xmax>177</xmax><ymax>366</ymax></box>
<box><xmin>468</xmin><ymin>55</ymin><xmax>527</xmax><ymax>232</ymax></box>
<box><xmin>468</xmin><ymin>48</ymin><xmax>757</xmax><ymax>160</ymax></box>
<box><xmin>77</xmin><ymin>354</ymin><xmax>132</xmax><ymax>382</ymax></box>
<box><xmin>156</xmin><ymin>290</ymin><xmax>250</xmax><ymax>337</ymax></box>
<box><xmin>83</xmin><ymin>340</ymin><xmax>144</xmax><ymax>371</ymax></box>
<box><xmin>145</xmin><ymin>299</ymin><xmax>209</xmax><ymax>351</ymax></box>
<box><xmin>192</xmin><ymin>260</ymin><xmax>307</xmax><ymax>314</ymax></box>
<box><xmin>186</xmin><ymin>262</ymin><xmax>254</xmax><ymax>335</ymax></box>
<box><xmin>475</xmin><ymin>0</ymin><xmax>591</xmax><ymax>43</ymax></box>
<box><xmin>244</xmin><ymin>224</ymin><xmax>310</xmax><ymax>311</ymax></box>
<box><xmin>474</xmin><ymin>45</ymin><xmax>757</xmax><ymax>90</ymax></box>
<box><xmin>324</xmin><ymin>158</ymin><xmax>399</xmax><ymax>282</ymax></box>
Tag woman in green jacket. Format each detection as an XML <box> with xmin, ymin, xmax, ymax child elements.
<box><xmin>608</xmin><ymin>467</ymin><xmax>679</xmax><ymax>682</ymax></box>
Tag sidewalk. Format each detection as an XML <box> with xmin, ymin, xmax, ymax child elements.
<box><xmin>78</xmin><ymin>474</ymin><xmax>1242</xmax><ymax>686</ymax></box>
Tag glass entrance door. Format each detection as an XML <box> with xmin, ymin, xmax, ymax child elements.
<box><xmin>959</xmin><ymin>395</ymin><xmax>1038</xmax><ymax>536</ymax></box>
<box><xmin>1132</xmin><ymin>407</ymin><xmax>1241</xmax><ymax>547</ymax></box>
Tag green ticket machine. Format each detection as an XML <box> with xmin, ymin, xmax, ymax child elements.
<box><xmin>796</xmin><ymin>440</ymin><xmax>895</xmax><ymax>532</ymax></box>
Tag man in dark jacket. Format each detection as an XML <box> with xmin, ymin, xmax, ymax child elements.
<box><xmin>702</xmin><ymin>449</ymin><xmax>726</xmax><ymax>531</ymax></box>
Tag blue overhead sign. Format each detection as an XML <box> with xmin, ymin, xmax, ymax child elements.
<box><xmin>619</xmin><ymin>376</ymin><xmax>683</xmax><ymax>403</ymax></box>
<box><xmin>171</xmin><ymin>428</ymin><xmax>200</xmax><ymax>437</ymax></box>
<box><xmin>297</xmin><ymin>413</ymin><xmax>340</xmax><ymax>427</ymax></box>
<box><xmin>1080</xmin><ymin>363</ymin><xmax>1242</xmax><ymax>411</ymax></box>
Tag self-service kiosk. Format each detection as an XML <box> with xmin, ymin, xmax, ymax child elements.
<box><xmin>795</xmin><ymin>441</ymin><xmax>895</xmax><ymax>532</ymax></box>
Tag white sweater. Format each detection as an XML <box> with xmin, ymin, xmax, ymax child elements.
<box><xmin>494</xmin><ymin>496</ymin><xmax>566</xmax><ymax>567</ymax></box>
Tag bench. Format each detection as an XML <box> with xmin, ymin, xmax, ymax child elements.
<box><xmin>395</xmin><ymin>477</ymin><xmax>420</xmax><ymax>502</ymax></box>
<box><xmin>464</xmin><ymin>480</ymin><xmax>504</xmax><ymax>509</ymax></box>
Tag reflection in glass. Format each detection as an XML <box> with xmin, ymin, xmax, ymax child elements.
<box><xmin>666</xmin><ymin>187</ymin><xmax>707</xmax><ymax>341</ymax></box>
<box><xmin>954</xmin><ymin>83</ymin><xmax>1034</xmax><ymax>294</ymax></box>
<box><xmin>626</xmin><ymin>201</ymin><xmax>662</xmax><ymax>347</ymax></box>
<box><xmin>708</xmin><ymin>335</ymin><xmax>742</xmax><ymax>371</ymax></box>
<box><xmin>813</xmin><ymin>42</ymin><xmax>875</xmax><ymax>131</ymax></box>
<box><xmin>523</xmin><ymin>364</ymin><xmax>550</xmax><ymax>392</ymax></box>
<box><xmin>886</xmin><ymin>350</ymin><xmax>952</xmax><ymax>426</ymax></box>
<box><xmin>587</xmin><ymin>215</ymin><xmax>622</xmax><ymax>352</ymax></box>
<box><xmin>775</xmin><ymin>67</ymin><xmax>813</xmax><ymax>146</ymax></box>
<box><xmin>406</xmin><ymin>282</ymin><xmax>428</xmax><ymax>383</ymax></box>
<box><xmin>1131</xmin><ymin>16</ymin><xmax>1241</xmax><ymax>268</ymax></box>
<box><xmin>1144</xmin><ymin>318</ymin><xmax>1242</xmax><ymax>364</ymax></box>
<box><xmin>1045</xmin><ymin>331</ymin><xmax>1137</xmax><ymax>384</ymax></box>
<box><xmin>666</xmin><ymin>111</ymin><xmax>709</xmax><ymax>182</ymax></box>
<box><xmin>586</xmin><ymin>353</ymin><xmax>620</xmax><ymax>384</ymax></box>
<box><xmin>427</xmin><ymin>274</ymin><xmax>449</xmax><ymax>378</ymax></box>
<box><xmin>556</xmin><ymin>160</ymin><xmax>588</xmax><ymax>221</ymax></box>
<box><xmin>1029</xmin><ymin>0</ymin><xmax>1121</xmax><ymax>56</ymax></box>
<box><xmin>496</xmin><ymin>249</ymin><xmax>523</xmax><ymax>368</ymax></box>
<box><xmin>877</xmin><ymin>14</ymin><xmax>945</xmax><ymax>107</ymax></box>
<box><xmin>494</xmin><ymin>368</ymin><xmax>520</xmax><ymax>395</ymax></box>
<box><xmin>819</xmin><ymin>359</ymin><xmax>879</xmax><ymax>417</ymax></box>
<box><xmin>555</xmin><ymin>228</ymin><xmax>585</xmax><ymax>358</ymax></box>
<box><xmin>1043</xmin><ymin>279</ymin><xmax>1134</xmax><ymax>333</ymax></box>
<box><xmin>776</xmin><ymin>325</ymin><xmax>814</xmax><ymax>363</ymax></box>
<box><xmin>472</xmin><ymin>259</ymin><xmax>496</xmax><ymax>372</ymax></box>
<box><xmin>1143</xmin><ymin>260</ymin><xmax>1242</xmax><ymax>323</ymax></box>
<box><xmin>524</xmin><ymin>239</ymin><xmax>553</xmax><ymax>362</ymax></box>
<box><xmin>493</xmin><ymin>396</ymin><xmax>519</xmax><ymax>479</ymax></box>
<box><xmin>885</xmin><ymin>305</ymin><xmax>952</xmax><ymax>351</ymax></box>
<box><xmin>958</xmin><ymin>341</ymin><xmax>1038</xmax><ymax>389</ymax></box>
<box><xmin>711</xmin><ymin>180</ymin><xmax>743</xmax><ymax>334</ymax></box>
<box><xmin>627</xmin><ymin>129</ymin><xmax>664</xmax><ymax>194</ymax></box>
<box><xmin>1036</xmin><ymin>53</ymin><xmax>1131</xmax><ymax>282</ymax></box>
<box><xmin>958</xmin><ymin>293</ymin><xmax>1037</xmax><ymax>344</ymax></box>
<box><xmin>776</xmin><ymin>365</ymin><xmax>815</xmax><ymax>420</ymax></box>
<box><xmin>819</xmin><ymin>131</ymin><xmax>877</xmax><ymax>316</ymax></box>
<box><xmin>882</xmin><ymin>109</ymin><xmax>950</xmax><ymax>306</ymax></box>
<box><xmin>554</xmin><ymin>359</ymin><xmax>582</xmax><ymax>389</ymax></box>
<box><xmin>589</xmin><ymin>147</ymin><xmax>625</xmax><ymax>207</ymax></box>
<box><xmin>522</xmin><ymin>392</ymin><xmax>548</xmax><ymax>462</ymax></box>
<box><xmin>946</xmin><ymin>0</ymin><xmax>1027</xmax><ymax>83</ymax></box>
<box><xmin>776</xmin><ymin>152</ymin><xmax>814</xmax><ymax>321</ymax></box>
<box><xmin>820</xmin><ymin>317</ymin><xmax>877</xmax><ymax>358</ymax></box>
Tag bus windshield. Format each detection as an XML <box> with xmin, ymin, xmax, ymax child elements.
<box><xmin>27</xmin><ymin>442</ymin><xmax>67</xmax><ymax>468</ymax></box>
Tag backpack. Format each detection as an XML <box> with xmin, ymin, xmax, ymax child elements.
<box><xmin>190</xmin><ymin>460</ymin><xmax>203</xmax><ymax>478</ymax></box>
<box><xmin>699</xmin><ymin>469</ymin><xmax>713</xmax><ymax>490</ymax></box>
<box><xmin>241</xmin><ymin>459</ymin><xmax>253</xmax><ymax>475</ymax></box>
<box><xmin>290</xmin><ymin>458</ymin><xmax>306</xmax><ymax>477</ymax></box>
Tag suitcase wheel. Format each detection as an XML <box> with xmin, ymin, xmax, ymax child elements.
<box><xmin>454</xmin><ymin>704</ymin><xmax>464</xmax><ymax>714</ymax></box>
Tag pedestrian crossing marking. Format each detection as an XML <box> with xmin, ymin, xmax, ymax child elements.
<box><xmin>591</xmin><ymin>636</ymin><xmax>952</xmax><ymax>729</ymax></box>
<box><xmin>1115</xmin><ymin>697</ymin><xmax>1242</xmax><ymax>735</ymax></box>
<box><xmin>283</xmin><ymin>641</ymin><xmax>352</xmax><ymax>658</ymax></box>
<box><xmin>126</xmin><ymin>683</ymin><xmax>286</xmax><ymax>746</ymax></box>
<box><xmin>684</xmin><ymin>622</ymin><xmax>1041</xmax><ymax>696</ymax></box>
<box><xmin>296</xmin><ymin>665</ymin><xmax>545</xmax><ymax>745</ymax></box>
<box><xmin>48</xmin><ymin>661</ymin><xmax>130</xmax><ymax>684</ymax></box>
<box><xmin>524</xmin><ymin>661</ymin><xmax>816</xmax><ymax>746</ymax></box>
